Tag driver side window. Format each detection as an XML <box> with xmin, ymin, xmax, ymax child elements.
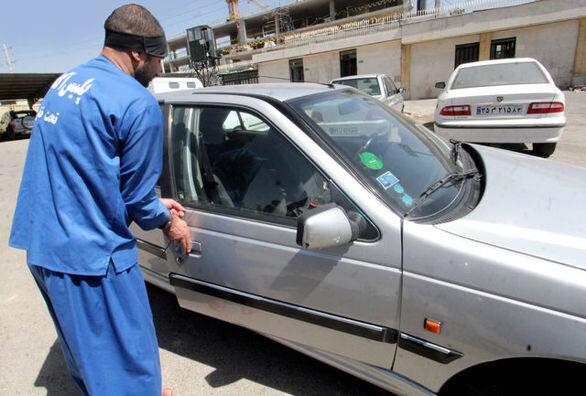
<box><xmin>171</xmin><ymin>105</ymin><xmax>333</xmax><ymax>221</ymax></box>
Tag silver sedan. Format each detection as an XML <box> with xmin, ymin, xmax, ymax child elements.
<box><xmin>134</xmin><ymin>83</ymin><xmax>585</xmax><ymax>395</ymax></box>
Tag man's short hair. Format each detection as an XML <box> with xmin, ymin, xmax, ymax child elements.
<box><xmin>104</xmin><ymin>4</ymin><xmax>164</xmax><ymax>37</ymax></box>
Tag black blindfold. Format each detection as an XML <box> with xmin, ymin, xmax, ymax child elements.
<box><xmin>105</xmin><ymin>29</ymin><xmax>168</xmax><ymax>58</ymax></box>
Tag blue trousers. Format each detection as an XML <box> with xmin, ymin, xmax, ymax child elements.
<box><xmin>28</xmin><ymin>262</ymin><xmax>161</xmax><ymax>396</ymax></box>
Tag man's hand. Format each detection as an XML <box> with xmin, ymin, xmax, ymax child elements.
<box><xmin>163</xmin><ymin>213</ymin><xmax>191</xmax><ymax>255</ymax></box>
<box><xmin>160</xmin><ymin>198</ymin><xmax>186</xmax><ymax>217</ymax></box>
<box><xmin>160</xmin><ymin>198</ymin><xmax>191</xmax><ymax>254</ymax></box>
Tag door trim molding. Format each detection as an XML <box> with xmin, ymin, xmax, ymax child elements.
<box><xmin>170</xmin><ymin>273</ymin><xmax>398</xmax><ymax>344</ymax></box>
<box><xmin>399</xmin><ymin>333</ymin><xmax>463</xmax><ymax>364</ymax></box>
<box><xmin>137</xmin><ymin>238</ymin><xmax>167</xmax><ymax>259</ymax></box>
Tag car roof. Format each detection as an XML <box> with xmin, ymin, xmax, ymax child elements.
<box><xmin>456</xmin><ymin>57</ymin><xmax>541</xmax><ymax>70</ymax></box>
<box><xmin>331</xmin><ymin>74</ymin><xmax>383</xmax><ymax>82</ymax></box>
<box><xmin>156</xmin><ymin>82</ymin><xmax>336</xmax><ymax>102</ymax></box>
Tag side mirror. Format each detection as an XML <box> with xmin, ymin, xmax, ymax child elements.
<box><xmin>435</xmin><ymin>82</ymin><xmax>446</xmax><ymax>89</ymax></box>
<box><xmin>296</xmin><ymin>204</ymin><xmax>361</xmax><ymax>250</ymax></box>
<box><xmin>398</xmin><ymin>87</ymin><xmax>406</xmax><ymax>94</ymax></box>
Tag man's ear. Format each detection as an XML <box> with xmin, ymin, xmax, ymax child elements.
<box><xmin>130</xmin><ymin>50</ymin><xmax>145</xmax><ymax>63</ymax></box>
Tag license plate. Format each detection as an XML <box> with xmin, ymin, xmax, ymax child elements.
<box><xmin>476</xmin><ymin>105</ymin><xmax>523</xmax><ymax>116</ymax></box>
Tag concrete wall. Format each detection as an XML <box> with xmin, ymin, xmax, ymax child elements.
<box><xmin>258</xmin><ymin>60</ymin><xmax>290</xmax><ymax>83</ymax></box>
<box><xmin>502</xmin><ymin>21</ymin><xmax>579</xmax><ymax>87</ymax></box>
<box><xmin>258</xmin><ymin>53</ymin><xmax>341</xmax><ymax>84</ymax></box>
<box><xmin>574</xmin><ymin>18</ymin><xmax>586</xmax><ymax>87</ymax></box>
<box><xmin>356</xmin><ymin>42</ymin><xmax>402</xmax><ymax>84</ymax></box>
<box><xmin>304</xmin><ymin>52</ymin><xmax>340</xmax><ymax>84</ymax></box>
<box><xmin>410</xmin><ymin>34</ymin><xmax>481</xmax><ymax>99</ymax></box>
<box><xmin>407</xmin><ymin>21</ymin><xmax>580</xmax><ymax>99</ymax></box>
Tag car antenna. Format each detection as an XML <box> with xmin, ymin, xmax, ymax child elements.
<box><xmin>257</xmin><ymin>75</ymin><xmax>335</xmax><ymax>88</ymax></box>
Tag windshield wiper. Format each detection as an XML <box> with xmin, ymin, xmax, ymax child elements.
<box><xmin>404</xmin><ymin>169</ymin><xmax>481</xmax><ymax>218</ymax></box>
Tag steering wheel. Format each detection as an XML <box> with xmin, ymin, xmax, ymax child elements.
<box><xmin>356</xmin><ymin>131</ymin><xmax>387</xmax><ymax>157</ymax></box>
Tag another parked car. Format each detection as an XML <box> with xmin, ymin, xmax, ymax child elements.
<box><xmin>0</xmin><ymin>110</ymin><xmax>36</xmax><ymax>140</ymax></box>
<box><xmin>331</xmin><ymin>74</ymin><xmax>405</xmax><ymax>112</ymax></box>
<box><xmin>147</xmin><ymin>76</ymin><xmax>203</xmax><ymax>94</ymax></box>
<box><xmin>433</xmin><ymin>58</ymin><xmax>565</xmax><ymax>157</ymax></box>
<box><xmin>133</xmin><ymin>83</ymin><xmax>584</xmax><ymax>395</ymax></box>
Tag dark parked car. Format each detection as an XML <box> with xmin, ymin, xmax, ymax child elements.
<box><xmin>0</xmin><ymin>110</ymin><xmax>36</xmax><ymax>140</ymax></box>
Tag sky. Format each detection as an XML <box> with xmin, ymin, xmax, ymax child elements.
<box><xmin>0</xmin><ymin>0</ymin><xmax>296</xmax><ymax>74</ymax></box>
<box><xmin>0</xmin><ymin>0</ymin><xmax>465</xmax><ymax>74</ymax></box>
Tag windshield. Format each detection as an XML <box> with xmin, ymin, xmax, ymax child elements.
<box><xmin>451</xmin><ymin>61</ymin><xmax>548</xmax><ymax>89</ymax></box>
<box><xmin>288</xmin><ymin>90</ymin><xmax>464</xmax><ymax>218</ymax></box>
<box><xmin>333</xmin><ymin>78</ymin><xmax>381</xmax><ymax>96</ymax></box>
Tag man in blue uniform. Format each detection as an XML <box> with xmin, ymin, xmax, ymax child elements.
<box><xmin>9</xmin><ymin>4</ymin><xmax>191</xmax><ymax>395</ymax></box>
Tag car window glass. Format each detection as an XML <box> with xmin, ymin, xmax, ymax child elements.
<box><xmin>169</xmin><ymin>105</ymin><xmax>377</xmax><ymax>238</ymax></box>
<box><xmin>334</xmin><ymin>78</ymin><xmax>381</xmax><ymax>96</ymax></box>
<box><xmin>186</xmin><ymin>82</ymin><xmax>196</xmax><ymax>88</ymax></box>
<box><xmin>289</xmin><ymin>90</ymin><xmax>462</xmax><ymax>219</ymax></box>
<box><xmin>383</xmin><ymin>77</ymin><xmax>397</xmax><ymax>95</ymax></box>
<box><xmin>452</xmin><ymin>61</ymin><xmax>548</xmax><ymax>89</ymax></box>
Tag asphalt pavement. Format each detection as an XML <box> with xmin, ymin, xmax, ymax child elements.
<box><xmin>1</xmin><ymin>91</ymin><xmax>584</xmax><ymax>395</ymax></box>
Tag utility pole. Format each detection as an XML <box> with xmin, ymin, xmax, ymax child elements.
<box><xmin>3</xmin><ymin>44</ymin><xmax>14</xmax><ymax>73</ymax></box>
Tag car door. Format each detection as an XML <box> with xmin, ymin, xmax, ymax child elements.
<box><xmin>383</xmin><ymin>76</ymin><xmax>404</xmax><ymax>112</ymax></box>
<box><xmin>158</xmin><ymin>96</ymin><xmax>403</xmax><ymax>369</ymax></box>
<box><xmin>130</xmin><ymin>105</ymin><xmax>175</xmax><ymax>292</ymax></box>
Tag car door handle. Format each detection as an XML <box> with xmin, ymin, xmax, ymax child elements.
<box><xmin>174</xmin><ymin>241</ymin><xmax>202</xmax><ymax>265</ymax></box>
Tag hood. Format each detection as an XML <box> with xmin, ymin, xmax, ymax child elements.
<box><xmin>436</xmin><ymin>144</ymin><xmax>586</xmax><ymax>270</ymax></box>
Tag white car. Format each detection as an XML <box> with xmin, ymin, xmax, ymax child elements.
<box><xmin>433</xmin><ymin>58</ymin><xmax>566</xmax><ymax>157</ymax></box>
<box><xmin>147</xmin><ymin>76</ymin><xmax>203</xmax><ymax>94</ymax></box>
<box><xmin>331</xmin><ymin>74</ymin><xmax>405</xmax><ymax>112</ymax></box>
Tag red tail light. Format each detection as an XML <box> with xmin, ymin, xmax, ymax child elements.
<box><xmin>527</xmin><ymin>102</ymin><xmax>564</xmax><ymax>114</ymax></box>
<box><xmin>10</xmin><ymin>120</ymin><xmax>15</xmax><ymax>128</ymax></box>
<box><xmin>440</xmin><ymin>105</ymin><xmax>471</xmax><ymax>116</ymax></box>
<box><xmin>311</xmin><ymin>111</ymin><xmax>323</xmax><ymax>122</ymax></box>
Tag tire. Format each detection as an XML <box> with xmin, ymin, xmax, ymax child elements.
<box><xmin>5</xmin><ymin>127</ymin><xmax>15</xmax><ymax>140</ymax></box>
<box><xmin>440</xmin><ymin>360</ymin><xmax>583</xmax><ymax>396</ymax></box>
<box><xmin>22</xmin><ymin>115</ymin><xmax>35</xmax><ymax>130</ymax></box>
<box><xmin>533</xmin><ymin>142</ymin><xmax>556</xmax><ymax>158</ymax></box>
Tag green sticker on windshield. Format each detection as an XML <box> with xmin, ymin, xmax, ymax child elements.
<box><xmin>360</xmin><ymin>152</ymin><xmax>383</xmax><ymax>170</ymax></box>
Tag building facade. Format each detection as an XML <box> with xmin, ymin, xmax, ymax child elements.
<box><xmin>164</xmin><ymin>0</ymin><xmax>586</xmax><ymax>99</ymax></box>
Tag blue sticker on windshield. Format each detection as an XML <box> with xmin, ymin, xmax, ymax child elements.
<box><xmin>393</xmin><ymin>184</ymin><xmax>404</xmax><ymax>194</ymax></box>
<box><xmin>402</xmin><ymin>195</ymin><xmax>413</xmax><ymax>206</ymax></box>
<box><xmin>376</xmin><ymin>171</ymin><xmax>399</xmax><ymax>190</ymax></box>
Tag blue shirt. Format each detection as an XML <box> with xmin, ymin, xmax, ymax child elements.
<box><xmin>9</xmin><ymin>56</ymin><xmax>169</xmax><ymax>275</ymax></box>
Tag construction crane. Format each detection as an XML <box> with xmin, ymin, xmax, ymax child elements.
<box><xmin>226</xmin><ymin>0</ymin><xmax>269</xmax><ymax>20</ymax></box>
<box><xmin>249</xmin><ymin>0</ymin><xmax>269</xmax><ymax>11</ymax></box>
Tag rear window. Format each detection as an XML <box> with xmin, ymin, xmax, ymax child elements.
<box><xmin>14</xmin><ymin>111</ymin><xmax>35</xmax><ymax>118</ymax></box>
<box><xmin>451</xmin><ymin>61</ymin><xmax>549</xmax><ymax>89</ymax></box>
<box><xmin>333</xmin><ymin>78</ymin><xmax>381</xmax><ymax>96</ymax></box>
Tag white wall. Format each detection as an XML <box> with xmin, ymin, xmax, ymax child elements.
<box><xmin>304</xmin><ymin>52</ymin><xmax>340</xmax><ymax>84</ymax></box>
<box><xmin>356</xmin><ymin>42</ymin><xmax>402</xmax><ymax>84</ymax></box>
<box><xmin>407</xmin><ymin>20</ymin><xmax>580</xmax><ymax>99</ymax></box>
<box><xmin>410</xmin><ymin>35</ymin><xmax>484</xmax><ymax>99</ymax></box>
<box><xmin>258</xmin><ymin>60</ymin><xmax>290</xmax><ymax>83</ymax></box>
<box><xmin>495</xmin><ymin>21</ymin><xmax>579</xmax><ymax>87</ymax></box>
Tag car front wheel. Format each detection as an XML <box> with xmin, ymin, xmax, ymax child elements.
<box><xmin>533</xmin><ymin>142</ymin><xmax>556</xmax><ymax>158</ymax></box>
<box><xmin>5</xmin><ymin>127</ymin><xmax>14</xmax><ymax>140</ymax></box>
